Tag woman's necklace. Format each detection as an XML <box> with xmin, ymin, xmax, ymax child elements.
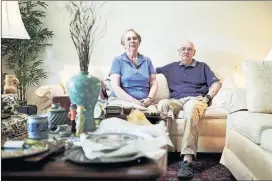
<box><xmin>131</xmin><ymin>56</ymin><xmax>138</xmax><ymax>66</ymax></box>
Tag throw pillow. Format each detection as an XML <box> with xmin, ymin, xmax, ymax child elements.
<box><xmin>153</xmin><ymin>74</ymin><xmax>170</xmax><ymax>104</ymax></box>
<box><xmin>1</xmin><ymin>94</ymin><xmax>19</xmax><ymax>115</ymax></box>
<box><xmin>224</xmin><ymin>88</ymin><xmax>247</xmax><ymax>114</ymax></box>
<box><xmin>243</xmin><ymin>61</ymin><xmax>272</xmax><ymax>113</ymax></box>
<box><xmin>100</xmin><ymin>77</ymin><xmax>112</xmax><ymax>99</ymax></box>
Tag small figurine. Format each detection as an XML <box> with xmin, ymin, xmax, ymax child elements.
<box><xmin>68</xmin><ymin>104</ymin><xmax>77</xmax><ymax>133</ymax></box>
<box><xmin>75</xmin><ymin>105</ymin><xmax>86</xmax><ymax>137</ymax></box>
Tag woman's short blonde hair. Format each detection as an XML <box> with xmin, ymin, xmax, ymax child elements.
<box><xmin>120</xmin><ymin>29</ymin><xmax>142</xmax><ymax>45</ymax></box>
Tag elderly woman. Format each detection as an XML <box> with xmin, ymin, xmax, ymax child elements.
<box><xmin>109</xmin><ymin>29</ymin><xmax>158</xmax><ymax>107</ymax></box>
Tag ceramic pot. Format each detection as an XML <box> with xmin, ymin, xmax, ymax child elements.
<box><xmin>27</xmin><ymin>114</ymin><xmax>48</xmax><ymax>140</ymax></box>
<box><xmin>4</xmin><ymin>75</ymin><xmax>19</xmax><ymax>94</ymax></box>
<box><xmin>47</xmin><ymin>103</ymin><xmax>68</xmax><ymax>131</ymax></box>
<box><xmin>66</xmin><ymin>71</ymin><xmax>101</xmax><ymax>131</ymax></box>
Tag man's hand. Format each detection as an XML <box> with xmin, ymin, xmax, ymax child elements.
<box><xmin>196</xmin><ymin>95</ymin><xmax>210</xmax><ymax>104</ymax></box>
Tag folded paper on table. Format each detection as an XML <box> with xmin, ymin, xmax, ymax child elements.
<box><xmin>75</xmin><ymin>118</ymin><xmax>173</xmax><ymax>161</ymax></box>
<box><xmin>97</xmin><ymin>118</ymin><xmax>173</xmax><ymax>145</ymax></box>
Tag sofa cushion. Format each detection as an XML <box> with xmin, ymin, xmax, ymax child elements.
<box><xmin>224</xmin><ymin>88</ymin><xmax>247</xmax><ymax>114</ymax></box>
<box><xmin>231</xmin><ymin>111</ymin><xmax>272</xmax><ymax>144</ymax></box>
<box><xmin>83</xmin><ymin>73</ymin><xmax>169</xmax><ymax>103</ymax></box>
<box><xmin>170</xmin><ymin>118</ymin><xmax>226</xmax><ymax>137</ymax></box>
<box><xmin>177</xmin><ymin>105</ymin><xmax>227</xmax><ymax>119</ymax></box>
<box><xmin>205</xmin><ymin>106</ymin><xmax>227</xmax><ymax>119</ymax></box>
<box><xmin>33</xmin><ymin>84</ymin><xmax>66</xmax><ymax>113</ymax></box>
<box><xmin>260</xmin><ymin>129</ymin><xmax>272</xmax><ymax>152</ymax></box>
<box><xmin>210</xmin><ymin>87</ymin><xmax>229</xmax><ymax>107</ymax></box>
<box><xmin>153</xmin><ymin>74</ymin><xmax>169</xmax><ymax>104</ymax></box>
<box><xmin>243</xmin><ymin>61</ymin><xmax>272</xmax><ymax>113</ymax></box>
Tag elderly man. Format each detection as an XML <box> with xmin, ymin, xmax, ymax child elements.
<box><xmin>156</xmin><ymin>40</ymin><xmax>221</xmax><ymax>179</ymax></box>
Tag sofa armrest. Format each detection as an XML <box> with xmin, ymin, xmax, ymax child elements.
<box><xmin>33</xmin><ymin>84</ymin><xmax>66</xmax><ymax>113</ymax></box>
<box><xmin>224</xmin><ymin>88</ymin><xmax>247</xmax><ymax>114</ymax></box>
<box><xmin>210</xmin><ymin>88</ymin><xmax>231</xmax><ymax>107</ymax></box>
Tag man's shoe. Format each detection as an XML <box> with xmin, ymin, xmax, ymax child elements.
<box><xmin>177</xmin><ymin>161</ymin><xmax>193</xmax><ymax>180</ymax></box>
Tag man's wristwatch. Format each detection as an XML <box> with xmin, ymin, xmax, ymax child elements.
<box><xmin>205</xmin><ymin>95</ymin><xmax>212</xmax><ymax>103</ymax></box>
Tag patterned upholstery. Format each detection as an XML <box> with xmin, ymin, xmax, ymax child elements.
<box><xmin>1</xmin><ymin>113</ymin><xmax>28</xmax><ymax>140</ymax></box>
<box><xmin>1</xmin><ymin>94</ymin><xmax>19</xmax><ymax>115</ymax></box>
<box><xmin>1</xmin><ymin>94</ymin><xmax>28</xmax><ymax>139</ymax></box>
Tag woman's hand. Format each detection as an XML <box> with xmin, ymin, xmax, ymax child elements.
<box><xmin>140</xmin><ymin>97</ymin><xmax>153</xmax><ymax>107</ymax></box>
<box><xmin>132</xmin><ymin>99</ymin><xmax>142</xmax><ymax>106</ymax></box>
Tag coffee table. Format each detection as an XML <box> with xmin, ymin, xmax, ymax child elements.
<box><xmin>2</xmin><ymin>155</ymin><xmax>167</xmax><ymax>181</ymax></box>
<box><xmin>2</xmin><ymin>135</ymin><xmax>167</xmax><ymax>181</ymax></box>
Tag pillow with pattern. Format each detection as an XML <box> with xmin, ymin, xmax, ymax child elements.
<box><xmin>1</xmin><ymin>94</ymin><xmax>19</xmax><ymax>115</ymax></box>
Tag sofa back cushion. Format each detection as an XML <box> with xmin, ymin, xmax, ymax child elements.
<box><xmin>98</xmin><ymin>73</ymin><xmax>170</xmax><ymax>103</ymax></box>
<box><xmin>153</xmin><ymin>74</ymin><xmax>170</xmax><ymax>103</ymax></box>
<box><xmin>243</xmin><ymin>61</ymin><xmax>272</xmax><ymax>113</ymax></box>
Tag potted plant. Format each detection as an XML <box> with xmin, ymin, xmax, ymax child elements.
<box><xmin>65</xmin><ymin>1</ymin><xmax>107</xmax><ymax>131</ymax></box>
<box><xmin>1</xmin><ymin>1</ymin><xmax>54</xmax><ymax>114</ymax></box>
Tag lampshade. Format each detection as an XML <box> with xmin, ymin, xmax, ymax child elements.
<box><xmin>1</xmin><ymin>1</ymin><xmax>30</xmax><ymax>39</ymax></box>
<box><xmin>264</xmin><ymin>49</ymin><xmax>272</xmax><ymax>61</ymax></box>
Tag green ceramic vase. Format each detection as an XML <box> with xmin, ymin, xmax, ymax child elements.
<box><xmin>66</xmin><ymin>71</ymin><xmax>101</xmax><ymax>131</ymax></box>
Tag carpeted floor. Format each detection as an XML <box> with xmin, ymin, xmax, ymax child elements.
<box><xmin>157</xmin><ymin>153</ymin><xmax>236</xmax><ymax>181</ymax></box>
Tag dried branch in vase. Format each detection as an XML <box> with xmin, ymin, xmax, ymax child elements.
<box><xmin>66</xmin><ymin>1</ymin><xmax>107</xmax><ymax>72</ymax></box>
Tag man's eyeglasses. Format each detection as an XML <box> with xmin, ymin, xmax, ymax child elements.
<box><xmin>178</xmin><ymin>47</ymin><xmax>194</xmax><ymax>53</ymax></box>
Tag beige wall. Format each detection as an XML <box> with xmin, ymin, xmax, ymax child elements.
<box><xmin>4</xmin><ymin>1</ymin><xmax>272</xmax><ymax>104</ymax></box>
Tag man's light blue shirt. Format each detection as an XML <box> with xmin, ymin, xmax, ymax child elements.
<box><xmin>110</xmin><ymin>53</ymin><xmax>156</xmax><ymax>100</ymax></box>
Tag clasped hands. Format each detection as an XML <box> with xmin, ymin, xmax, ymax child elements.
<box><xmin>133</xmin><ymin>97</ymin><xmax>153</xmax><ymax>107</ymax></box>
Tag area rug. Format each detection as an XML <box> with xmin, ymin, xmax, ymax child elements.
<box><xmin>157</xmin><ymin>153</ymin><xmax>236</xmax><ymax>181</ymax></box>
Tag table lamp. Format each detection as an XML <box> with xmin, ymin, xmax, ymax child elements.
<box><xmin>2</xmin><ymin>1</ymin><xmax>30</xmax><ymax>39</ymax></box>
<box><xmin>1</xmin><ymin>1</ymin><xmax>30</xmax><ymax>93</ymax></box>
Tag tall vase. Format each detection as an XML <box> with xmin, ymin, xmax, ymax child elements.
<box><xmin>66</xmin><ymin>71</ymin><xmax>101</xmax><ymax>132</ymax></box>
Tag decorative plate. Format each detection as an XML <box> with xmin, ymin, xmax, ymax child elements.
<box><xmin>64</xmin><ymin>133</ymin><xmax>144</xmax><ymax>164</ymax></box>
<box><xmin>87</xmin><ymin>133</ymin><xmax>141</xmax><ymax>150</ymax></box>
<box><xmin>94</xmin><ymin>103</ymin><xmax>104</xmax><ymax>119</ymax></box>
<box><xmin>1</xmin><ymin>141</ymin><xmax>49</xmax><ymax>159</ymax></box>
<box><xmin>64</xmin><ymin>146</ymin><xmax>145</xmax><ymax>164</ymax></box>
